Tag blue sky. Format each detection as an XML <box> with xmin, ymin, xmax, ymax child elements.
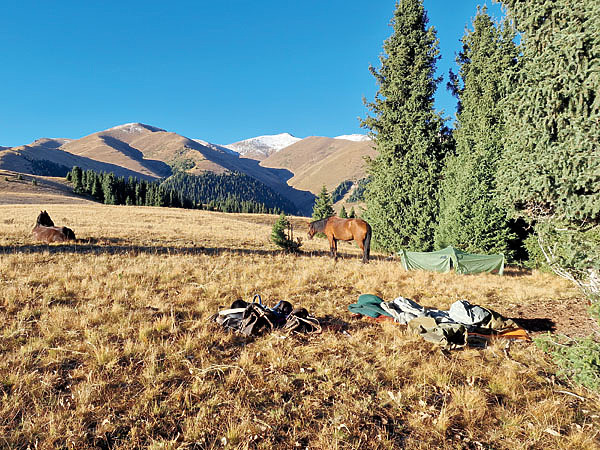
<box><xmin>0</xmin><ymin>1</ymin><xmax>504</xmax><ymax>147</ymax></box>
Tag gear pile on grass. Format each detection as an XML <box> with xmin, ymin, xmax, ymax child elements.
<box><xmin>211</xmin><ymin>294</ymin><xmax>321</xmax><ymax>336</ymax></box>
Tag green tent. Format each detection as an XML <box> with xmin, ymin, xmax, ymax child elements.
<box><xmin>399</xmin><ymin>246</ymin><xmax>504</xmax><ymax>275</ymax></box>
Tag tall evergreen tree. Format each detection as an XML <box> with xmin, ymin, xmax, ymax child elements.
<box><xmin>339</xmin><ymin>205</ymin><xmax>348</xmax><ymax>218</ymax></box>
<box><xmin>135</xmin><ymin>181</ymin><xmax>146</xmax><ymax>206</ymax></box>
<box><xmin>102</xmin><ymin>173</ymin><xmax>117</xmax><ymax>205</ymax></box>
<box><xmin>498</xmin><ymin>0</ymin><xmax>600</xmax><ymax>225</ymax></box>
<box><xmin>362</xmin><ymin>0</ymin><xmax>446</xmax><ymax>251</ymax></box>
<box><xmin>311</xmin><ymin>185</ymin><xmax>334</xmax><ymax>221</ymax></box>
<box><xmin>91</xmin><ymin>174</ymin><xmax>103</xmax><ymax>201</ymax></box>
<box><xmin>498</xmin><ymin>0</ymin><xmax>600</xmax><ymax>293</ymax></box>
<box><xmin>435</xmin><ymin>9</ymin><xmax>518</xmax><ymax>255</ymax></box>
<box><xmin>70</xmin><ymin>166</ymin><xmax>83</xmax><ymax>193</ymax></box>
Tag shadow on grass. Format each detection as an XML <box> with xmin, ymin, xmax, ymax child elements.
<box><xmin>511</xmin><ymin>317</ymin><xmax>556</xmax><ymax>333</ymax></box>
<box><xmin>502</xmin><ymin>267</ymin><xmax>534</xmax><ymax>277</ymax></box>
<box><xmin>0</xmin><ymin>242</ymin><xmax>389</xmax><ymax>262</ymax></box>
<box><xmin>0</xmin><ymin>242</ymin><xmax>279</xmax><ymax>258</ymax></box>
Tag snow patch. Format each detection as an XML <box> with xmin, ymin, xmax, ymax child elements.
<box><xmin>224</xmin><ymin>133</ymin><xmax>302</xmax><ymax>158</ymax></box>
<box><xmin>334</xmin><ymin>134</ymin><xmax>371</xmax><ymax>142</ymax></box>
<box><xmin>109</xmin><ymin>123</ymin><xmax>165</xmax><ymax>134</ymax></box>
<box><xmin>193</xmin><ymin>139</ymin><xmax>239</xmax><ymax>157</ymax></box>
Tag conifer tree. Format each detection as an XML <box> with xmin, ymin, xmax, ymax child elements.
<box><xmin>102</xmin><ymin>173</ymin><xmax>117</xmax><ymax>205</ymax></box>
<box><xmin>135</xmin><ymin>181</ymin><xmax>146</xmax><ymax>206</ymax></box>
<box><xmin>435</xmin><ymin>9</ymin><xmax>518</xmax><ymax>255</ymax></box>
<box><xmin>362</xmin><ymin>0</ymin><xmax>446</xmax><ymax>252</ymax></box>
<box><xmin>498</xmin><ymin>0</ymin><xmax>599</xmax><ymax>293</ymax></box>
<box><xmin>81</xmin><ymin>170</ymin><xmax>89</xmax><ymax>192</ymax></box>
<box><xmin>349</xmin><ymin>207</ymin><xmax>356</xmax><ymax>218</ymax></box>
<box><xmin>339</xmin><ymin>205</ymin><xmax>348</xmax><ymax>218</ymax></box>
<box><xmin>91</xmin><ymin>174</ymin><xmax>103</xmax><ymax>201</ymax></box>
<box><xmin>498</xmin><ymin>0</ymin><xmax>599</xmax><ymax>224</ymax></box>
<box><xmin>70</xmin><ymin>166</ymin><xmax>83</xmax><ymax>193</ymax></box>
<box><xmin>271</xmin><ymin>213</ymin><xmax>302</xmax><ymax>252</ymax></box>
<box><xmin>312</xmin><ymin>185</ymin><xmax>334</xmax><ymax>221</ymax></box>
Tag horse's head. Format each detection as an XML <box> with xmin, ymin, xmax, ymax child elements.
<box><xmin>307</xmin><ymin>222</ymin><xmax>316</xmax><ymax>240</ymax></box>
<box><xmin>36</xmin><ymin>210</ymin><xmax>54</xmax><ymax>227</ymax></box>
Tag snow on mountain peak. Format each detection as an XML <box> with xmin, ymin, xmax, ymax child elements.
<box><xmin>334</xmin><ymin>134</ymin><xmax>371</xmax><ymax>142</ymax></box>
<box><xmin>224</xmin><ymin>133</ymin><xmax>302</xmax><ymax>157</ymax></box>
<box><xmin>193</xmin><ymin>139</ymin><xmax>239</xmax><ymax>157</ymax></box>
<box><xmin>109</xmin><ymin>123</ymin><xmax>166</xmax><ymax>134</ymax></box>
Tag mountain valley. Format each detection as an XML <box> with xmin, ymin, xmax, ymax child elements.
<box><xmin>0</xmin><ymin>123</ymin><xmax>374</xmax><ymax>215</ymax></box>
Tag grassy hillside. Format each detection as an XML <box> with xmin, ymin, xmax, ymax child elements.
<box><xmin>0</xmin><ymin>170</ymin><xmax>95</xmax><ymax>205</ymax></box>
<box><xmin>0</xmin><ymin>139</ymin><xmax>164</xmax><ymax>181</ymax></box>
<box><xmin>1</xmin><ymin>204</ymin><xmax>599</xmax><ymax>449</ymax></box>
<box><xmin>261</xmin><ymin>137</ymin><xmax>376</xmax><ymax>194</ymax></box>
<box><xmin>0</xmin><ymin>124</ymin><xmax>317</xmax><ymax>214</ymax></box>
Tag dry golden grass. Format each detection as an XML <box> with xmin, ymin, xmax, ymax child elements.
<box><xmin>1</xmin><ymin>204</ymin><xmax>599</xmax><ymax>449</ymax></box>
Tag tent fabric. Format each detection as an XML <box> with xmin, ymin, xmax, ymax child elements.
<box><xmin>399</xmin><ymin>246</ymin><xmax>504</xmax><ymax>275</ymax></box>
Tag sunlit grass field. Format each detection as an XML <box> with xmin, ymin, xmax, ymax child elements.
<box><xmin>1</xmin><ymin>204</ymin><xmax>599</xmax><ymax>449</ymax></box>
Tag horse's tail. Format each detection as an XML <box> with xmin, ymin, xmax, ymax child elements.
<box><xmin>363</xmin><ymin>223</ymin><xmax>372</xmax><ymax>263</ymax></box>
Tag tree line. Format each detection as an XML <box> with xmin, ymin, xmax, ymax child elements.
<box><xmin>161</xmin><ymin>171</ymin><xmax>296</xmax><ymax>215</ymax></box>
<box><xmin>66</xmin><ymin>167</ymin><xmax>192</xmax><ymax>208</ymax></box>
<box><xmin>66</xmin><ymin>167</ymin><xmax>288</xmax><ymax>215</ymax></box>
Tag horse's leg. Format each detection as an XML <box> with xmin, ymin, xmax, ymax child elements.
<box><xmin>333</xmin><ymin>238</ymin><xmax>338</xmax><ymax>260</ymax></box>
<box><xmin>328</xmin><ymin>235</ymin><xmax>335</xmax><ymax>258</ymax></box>
<box><xmin>357</xmin><ymin>238</ymin><xmax>365</xmax><ymax>262</ymax></box>
<box><xmin>362</xmin><ymin>226</ymin><xmax>372</xmax><ymax>264</ymax></box>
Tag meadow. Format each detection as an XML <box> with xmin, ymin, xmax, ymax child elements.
<box><xmin>1</xmin><ymin>204</ymin><xmax>599</xmax><ymax>449</ymax></box>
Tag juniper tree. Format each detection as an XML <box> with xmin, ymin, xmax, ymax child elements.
<box><xmin>362</xmin><ymin>0</ymin><xmax>446</xmax><ymax>252</ymax></box>
<box><xmin>312</xmin><ymin>185</ymin><xmax>334</xmax><ymax>221</ymax></box>
<box><xmin>435</xmin><ymin>8</ymin><xmax>518</xmax><ymax>256</ymax></box>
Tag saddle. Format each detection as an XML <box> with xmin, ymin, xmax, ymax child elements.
<box><xmin>212</xmin><ymin>295</ymin><xmax>320</xmax><ymax>337</ymax></box>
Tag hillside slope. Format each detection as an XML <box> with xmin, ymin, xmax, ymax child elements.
<box><xmin>0</xmin><ymin>132</ymin><xmax>169</xmax><ymax>181</ymax></box>
<box><xmin>224</xmin><ymin>133</ymin><xmax>301</xmax><ymax>160</ymax></box>
<box><xmin>260</xmin><ymin>136</ymin><xmax>376</xmax><ymax>194</ymax></box>
<box><xmin>0</xmin><ymin>124</ymin><xmax>316</xmax><ymax>215</ymax></box>
<box><xmin>0</xmin><ymin>169</ymin><xmax>95</xmax><ymax>205</ymax></box>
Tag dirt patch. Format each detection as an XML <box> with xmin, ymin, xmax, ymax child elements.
<box><xmin>507</xmin><ymin>297</ymin><xmax>599</xmax><ymax>339</ymax></box>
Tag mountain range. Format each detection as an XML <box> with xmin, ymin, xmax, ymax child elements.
<box><xmin>0</xmin><ymin>123</ymin><xmax>375</xmax><ymax>215</ymax></box>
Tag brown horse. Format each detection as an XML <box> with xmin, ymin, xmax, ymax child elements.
<box><xmin>307</xmin><ymin>216</ymin><xmax>372</xmax><ymax>263</ymax></box>
<box><xmin>32</xmin><ymin>210</ymin><xmax>76</xmax><ymax>243</ymax></box>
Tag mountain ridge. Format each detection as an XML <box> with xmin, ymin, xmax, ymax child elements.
<box><xmin>0</xmin><ymin>123</ymin><xmax>374</xmax><ymax>214</ymax></box>
<box><xmin>224</xmin><ymin>133</ymin><xmax>302</xmax><ymax>160</ymax></box>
